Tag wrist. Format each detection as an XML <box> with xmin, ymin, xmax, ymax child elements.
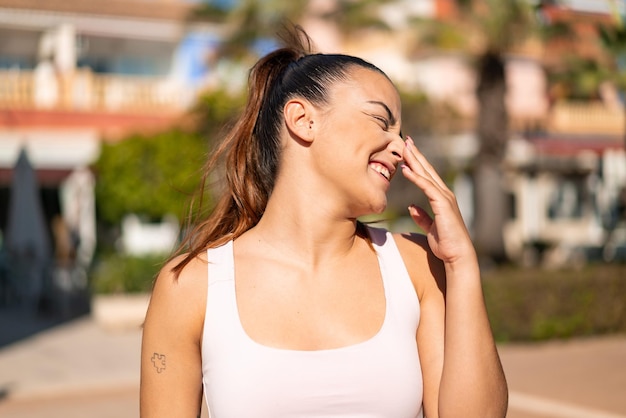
<box><xmin>443</xmin><ymin>249</ymin><xmax>480</xmax><ymax>277</ymax></box>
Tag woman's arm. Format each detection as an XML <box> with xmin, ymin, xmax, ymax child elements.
<box><xmin>140</xmin><ymin>255</ymin><xmax>208</xmax><ymax>418</ymax></box>
<box><xmin>437</xmin><ymin>250</ymin><xmax>506</xmax><ymax>417</ymax></box>
<box><xmin>399</xmin><ymin>137</ymin><xmax>508</xmax><ymax>417</ymax></box>
<box><xmin>395</xmin><ymin>233</ymin><xmax>447</xmax><ymax>418</ymax></box>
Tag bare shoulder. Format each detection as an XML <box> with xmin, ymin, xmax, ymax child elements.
<box><xmin>392</xmin><ymin>232</ymin><xmax>446</xmax><ymax>300</ymax></box>
<box><xmin>144</xmin><ymin>252</ymin><xmax>209</xmax><ymax>343</ymax></box>
<box><xmin>140</xmin><ymin>253</ymin><xmax>208</xmax><ymax>417</ymax></box>
<box><xmin>151</xmin><ymin>252</ymin><xmax>208</xmax><ymax>297</ymax></box>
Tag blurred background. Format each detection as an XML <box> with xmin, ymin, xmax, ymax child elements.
<box><xmin>0</xmin><ymin>0</ymin><xmax>625</xmax><ymax>417</ymax></box>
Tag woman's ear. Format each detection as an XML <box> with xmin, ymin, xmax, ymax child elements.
<box><xmin>284</xmin><ymin>99</ymin><xmax>316</xmax><ymax>143</ymax></box>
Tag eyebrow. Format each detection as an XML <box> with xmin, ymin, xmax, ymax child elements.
<box><xmin>366</xmin><ymin>100</ymin><xmax>398</xmax><ymax>127</ymax></box>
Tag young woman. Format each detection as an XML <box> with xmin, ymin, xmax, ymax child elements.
<box><xmin>140</xmin><ymin>27</ymin><xmax>508</xmax><ymax>418</ymax></box>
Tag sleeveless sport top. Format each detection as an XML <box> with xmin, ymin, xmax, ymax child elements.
<box><xmin>201</xmin><ymin>226</ymin><xmax>424</xmax><ymax>417</ymax></box>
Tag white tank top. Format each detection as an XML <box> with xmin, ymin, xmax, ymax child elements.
<box><xmin>201</xmin><ymin>226</ymin><xmax>424</xmax><ymax>417</ymax></box>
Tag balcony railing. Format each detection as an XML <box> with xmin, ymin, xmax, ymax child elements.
<box><xmin>4</xmin><ymin>69</ymin><xmax>622</xmax><ymax>136</ymax></box>
<box><xmin>548</xmin><ymin>101</ymin><xmax>625</xmax><ymax>135</ymax></box>
<box><xmin>0</xmin><ymin>68</ymin><xmax>187</xmax><ymax>113</ymax></box>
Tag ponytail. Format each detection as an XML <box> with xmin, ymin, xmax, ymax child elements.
<box><xmin>171</xmin><ymin>25</ymin><xmax>385</xmax><ymax>276</ymax></box>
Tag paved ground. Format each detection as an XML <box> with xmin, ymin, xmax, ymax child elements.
<box><xmin>0</xmin><ymin>312</ymin><xmax>624</xmax><ymax>418</ymax></box>
<box><xmin>500</xmin><ymin>336</ymin><xmax>626</xmax><ymax>418</ymax></box>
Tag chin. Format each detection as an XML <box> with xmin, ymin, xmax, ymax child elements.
<box><xmin>366</xmin><ymin>198</ymin><xmax>388</xmax><ymax>216</ymax></box>
<box><xmin>349</xmin><ymin>191</ymin><xmax>388</xmax><ymax>217</ymax></box>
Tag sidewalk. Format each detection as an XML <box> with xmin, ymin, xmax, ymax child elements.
<box><xmin>500</xmin><ymin>335</ymin><xmax>626</xmax><ymax>418</ymax></box>
<box><xmin>0</xmin><ymin>312</ymin><xmax>625</xmax><ymax>418</ymax></box>
<box><xmin>0</xmin><ymin>315</ymin><xmax>142</xmax><ymax>401</ymax></box>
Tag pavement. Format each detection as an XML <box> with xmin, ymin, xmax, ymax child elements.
<box><xmin>0</xmin><ymin>314</ymin><xmax>141</xmax><ymax>402</ymax></box>
<box><xmin>501</xmin><ymin>336</ymin><xmax>626</xmax><ymax>418</ymax></box>
<box><xmin>0</xmin><ymin>310</ymin><xmax>625</xmax><ymax>418</ymax></box>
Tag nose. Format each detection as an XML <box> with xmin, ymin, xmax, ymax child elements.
<box><xmin>388</xmin><ymin>133</ymin><xmax>405</xmax><ymax>163</ymax></box>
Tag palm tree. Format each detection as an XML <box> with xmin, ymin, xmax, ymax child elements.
<box><xmin>598</xmin><ymin>12</ymin><xmax>626</xmax><ymax>145</ymax></box>
<box><xmin>190</xmin><ymin>0</ymin><xmax>394</xmax><ymax>64</ymax></box>
<box><xmin>403</xmin><ymin>0</ymin><xmax>539</xmax><ymax>262</ymax></box>
<box><xmin>464</xmin><ymin>0</ymin><xmax>540</xmax><ymax>262</ymax></box>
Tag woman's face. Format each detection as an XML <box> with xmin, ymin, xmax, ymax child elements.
<box><xmin>311</xmin><ymin>66</ymin><xmax>404</xmax><ymax>217</ymax></box>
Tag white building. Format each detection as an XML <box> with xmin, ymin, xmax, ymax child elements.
<box><xmin>0</xmin><ymin>0</ymin><xmax>223</xmax><ymax>309</ymax></box>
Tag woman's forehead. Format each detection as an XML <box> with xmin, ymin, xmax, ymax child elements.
<box><xmin>337</xmin><ymin>67</ymin><xmax>401</xmax><ymax>111</ymax></box>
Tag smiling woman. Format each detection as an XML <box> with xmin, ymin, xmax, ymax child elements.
<box><xmin>140</xmin><ymin>25</ymin><xmax>508</xmax><ymax>418</ymax></box>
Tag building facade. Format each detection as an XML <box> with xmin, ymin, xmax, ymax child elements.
<box><xmin>0</xmin><ymin>0</ymin><xmax>222</xmax><ymax>311</ymax></box>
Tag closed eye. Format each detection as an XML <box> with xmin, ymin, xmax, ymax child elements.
<box><xmin>366</xmin><ymin>100</ymin><xmax>397</xmax><ymax>130</ymax></box>
<box><xmin>373</xmin><ymin>115</ymin><xmax>390</xmax><ymax>130</ymax></box>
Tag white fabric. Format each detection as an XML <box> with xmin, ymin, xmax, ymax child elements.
<box><xmin>202</xmin><ymin>226</ymin><xmax>423</xmax><ymax>417</ymax></box>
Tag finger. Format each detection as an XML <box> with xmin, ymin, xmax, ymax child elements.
<box><xmin>404</xmin><ymin>136</ymin><xmax>449</xmax><ymax>191</ymax></box>
<box><xmin>401</xmin><ymin>161</ymin><xmax>444</xmax><ymax>203</ymax></box>
<box><xmin>402</xmin><ymin>143</ymin><xmax>443</xmax><ymax>192</ymax></box>
<box><xmin>408</xmin><ymin>204</ymin><xmax>433</xmax><ymax>233</ymax></box>
<box><xmin>402</xmin><ymin>163</ymin><xmax>460</xmax><ymax>220</ymax></box>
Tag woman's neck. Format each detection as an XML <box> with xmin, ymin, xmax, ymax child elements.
<box><xmin>243</xmin><ymin>187</ymin><xmax>362</xmax><ymax>268</ymax></box>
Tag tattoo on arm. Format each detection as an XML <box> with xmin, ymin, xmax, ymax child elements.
<box><xmin>151</xmin><ymin>352</ymin><xmax>166</xmax><ymax>373</ymax></box>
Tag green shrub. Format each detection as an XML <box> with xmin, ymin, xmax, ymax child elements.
<box><xmin>94</xmin><ymin>129</ymin><xmax>207</xmax><ymax>225</ymax></box>
<box><xmin>483</xmin><ymin>263</ymin><xmax>626</xmax><ymax>341</ymax></box>
<box><xmin>90</xmin><ymin>253</ymin><xmax>168</xmax><ymax>294</ymax></box>
<box><xmin>89</xmin><ymin>252</ymin><xmax>625</xmax><ymax>342</ymax></box>
<box><xmin>93</xmin><ymin>88</ymin><xmax>245</xmax><ymax>227</ymax></box>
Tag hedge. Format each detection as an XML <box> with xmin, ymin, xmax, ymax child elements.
<box><xmin>90</xmin><ymin>253</ymin><xmax>166</xmax><ymax>294</ymax></box>
<box><xmin>483</xmin><ymin>263</ymin><xmax>626</xmax><ymax>341</ymax></box>
<box><xmin>89</xmin><ymin>253</ymin><xmax>626</xmax><ymax>342</ymax></box>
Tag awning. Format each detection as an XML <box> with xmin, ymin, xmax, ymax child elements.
<box><xmin>0</xmin><ymin>129</ymin><xmax>100</xmax><ymax>185</ymax></box>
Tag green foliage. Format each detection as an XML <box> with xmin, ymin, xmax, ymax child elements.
<box><xmin>93</xmin><ymin>89</ymin><xmax>245</xmax><ymax>226</ymax></box>
<box><xmin>94</xmin><ymin>129</ymin><xmax>207</xmax><ymax>225</ymax></box>
<box><xmin>399</xmin><ymin>90</ymin><xmax>462</xmax><ymax>136</ymax></box>
<box><xmin>188</xmin><ymin>2</ymin><xmax>230</xmax><ymax>21</ymax></box>
<box><xmin>548</xmin><ymin>57</ymin><xmax>612</xmax><ymax>100</ymax></box>
<box><xmin>320</xmin><ymin>0</ymin><xmax>394</xmax><ymax>36</ymax></box>
<box><xmin>420</xmin><ymin>0</ymin><xmax>535</xmax><ymax>54</ymax></box>
<box><xmin>598</xmin><ymin>23</ymin><xmax>626</xmax><ymax>56</ymax></box>
<box><xmin>90</xmin><ymin>253</ymin><xmax>167</xmax><ymax>294</ymax></box>
<box><xmin>597</xmin><ymin>23</ymin><xmax>626</xmax><ymax>90</ymax></box>
<box><xmin>209</xmin><ymin>0</ymin><xmax>308</xmax><ymax>63</ymax></box>
<box><xmin>476</xmin><ymin>0</ymin><xmax>535</xmax><ymax>52</ymax></box>
<box><xmin>200</xmin><ymin>0</ymin><xmax>394</xmax><ymax>64</ymax></box>
<box><xmin>541</xmin><ymin>14</ymin><xmax>626</xmax><ymax>99</ymax></box>
<box><xmin>192</xmin><ymin>88</ymin><xmax>246</xmax><ymax>141</ymax></box>
<box><xmin>539</xmin><ymin>20</ymin><xmax>576</xmax><ymax>42</ymax></box>
<box><xmin>483</xmin><ymin>264</ymin><xmax>626</xmax><ymax>341</ymax></box>
<box><xmin>410</xmin><ymin>18</ymin><xmax>469</xmax><ymax>52</ymax></box>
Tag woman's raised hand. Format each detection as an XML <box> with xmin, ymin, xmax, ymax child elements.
<box><xmin>400</xmin><ymin>136</ymin><xmax>476</xmax><ymax>266</ymax></box>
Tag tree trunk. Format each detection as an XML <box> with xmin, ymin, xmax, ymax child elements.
<box><xmin>473</xmin><ymin>51</ymin><xmax>509</xmax><ymax>262</ymax></box>
<box><xmin>473</xmin><ymin>161</ymin><xmax>508</xmax><ymax>262</ymax></box>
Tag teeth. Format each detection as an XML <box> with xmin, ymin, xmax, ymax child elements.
<box><xmin>370</xmin><ymin>162</ymin><xmax>390</xmax><ymax>180</ymax></box>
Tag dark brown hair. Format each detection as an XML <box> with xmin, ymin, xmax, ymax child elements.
<box><xmin>172</xmin><ymin>26</ymin><xmax>386</xmax><ymax>275</ymax></box>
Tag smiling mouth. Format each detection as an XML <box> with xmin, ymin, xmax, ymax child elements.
<box><xmin>369</xmin><ymin>162</ymin><xmax>390</xmax><ymax>181</ymax></box>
